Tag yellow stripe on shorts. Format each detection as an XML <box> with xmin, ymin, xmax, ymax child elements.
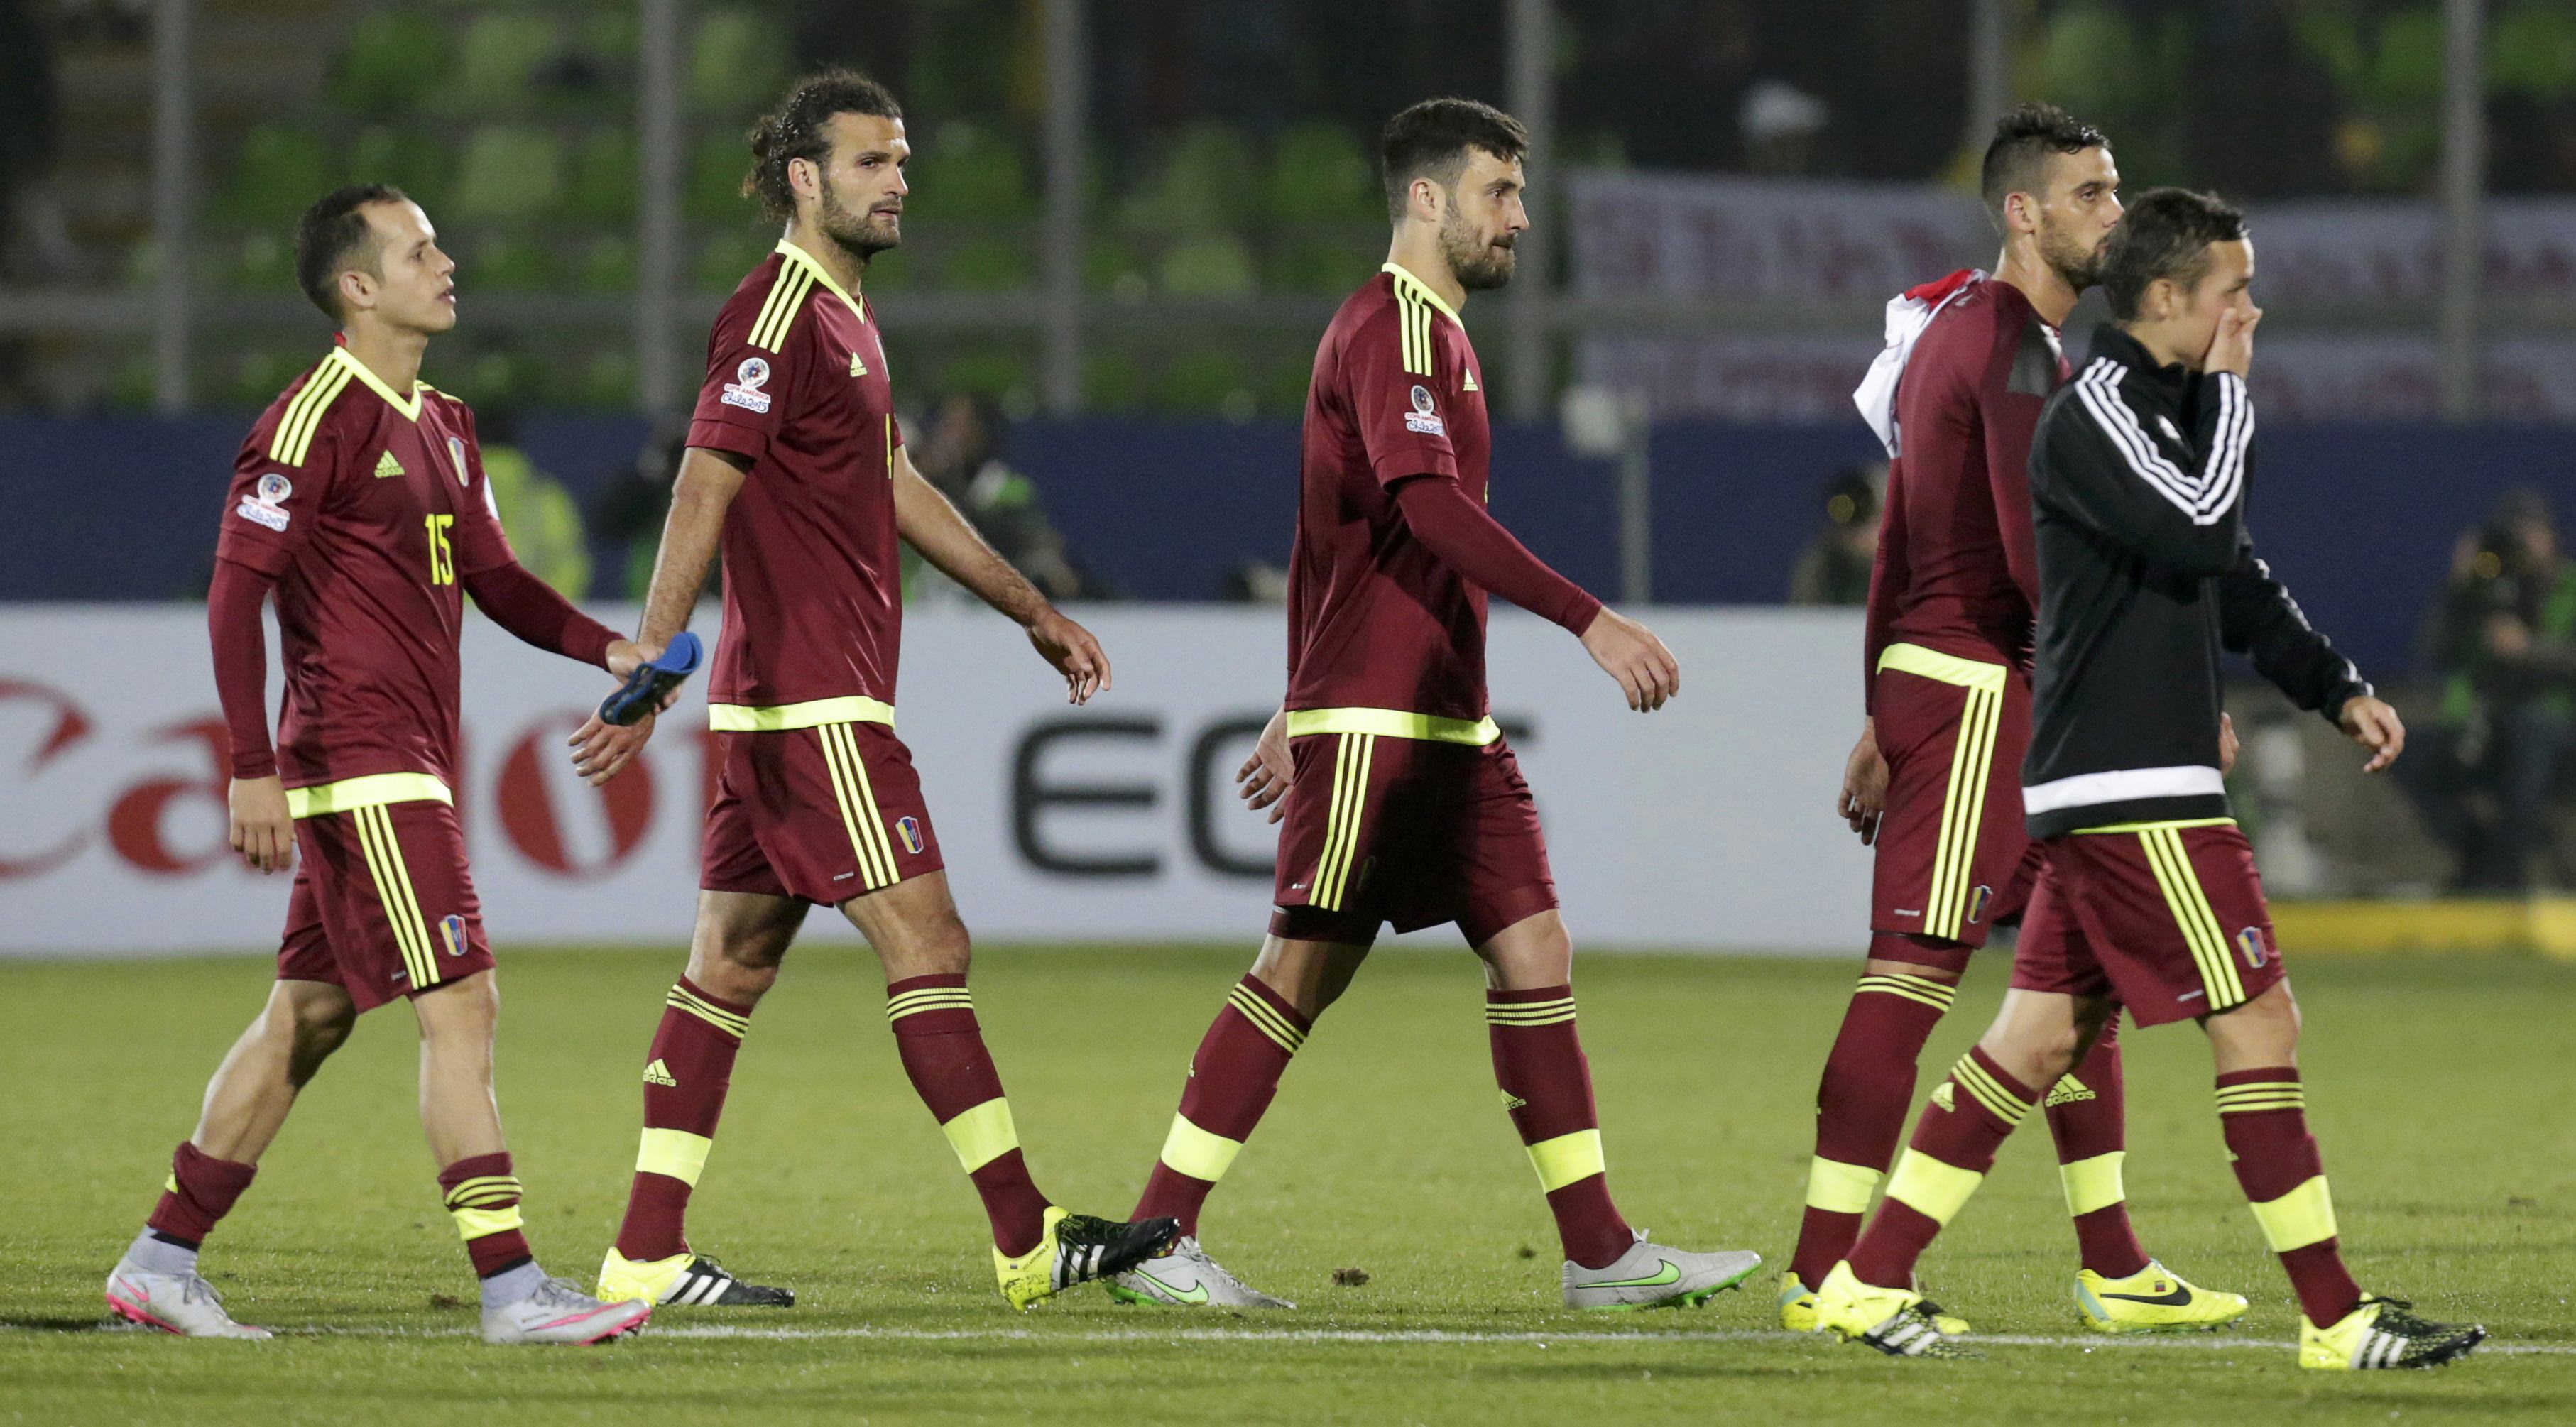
<box><xmin>1311</xmin><ymin>732</ymin><xmax>1376</xmax><ymax>911</ymax></box>
<box><xmin>1877</xmin><ymin>644</ymin><xmax>2009</xmax><ymax>943</ymax></box>
<box><xmin>815</xmin><ymin>722</ymin><xmax>900</xmax><ymax>890</ymax></box>
<box><xmin>351</xmin><ymin>804</ymin><xmax>439</xmax><ymax>994</ymax></box>
<box><xmin>2138</xmin><ymin>826</ymin><xmax>2245</xmax><ymax>1009</ymax></box>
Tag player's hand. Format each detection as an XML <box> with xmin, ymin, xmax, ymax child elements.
<box><xmin>2339</xmin><ymin>694</ymin><xmax>2405</xmax><ymax>773</ymax></box>
<box><xmin>605</xmin><ymin>638</ymin><xmax>660</xmax><ymax>680</ymax></box>
<box><xmin>1238</xmin><ymin>708</ymin><xmax>1294</xmax><ymax>824</ymax></box>
<box><xmin>2219</xmin><ymin>711</ymin><xmax>2238</xmax><ymax>776</ymax></box>
<box><xmin>569</xmin><ymin>708</ymin><xmax>656</xmax><ymax>786</ymax></box>
<box><xmin>1026</xmin><ymin>608</ymin><xmax>1111</xmax><ymax>704</ymax></box>
<box><xmin>229</xmin><ymin>775</ymin><xmax>294</xmax><ymax>875</ymax></box>
<box><xmin>1839</xmin><ymin>717</ymin><xmax>1889</xmax><ymax>843</ymax></box>
<box><xmin>1579</xmin><ymin>607</ymin><xmax>1680</xmax><ymax>711</ymax></box>
<box><xmin>2205</xmin><ymin>305</ymin><xmax>2262</xmax><ymax>378</ymax></box>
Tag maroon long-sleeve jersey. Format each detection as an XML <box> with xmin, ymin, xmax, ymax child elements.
<box><xmin>1862</xmin><ymin>275</ymin><xmax>2070</xmax><ymax>709</ymax></box>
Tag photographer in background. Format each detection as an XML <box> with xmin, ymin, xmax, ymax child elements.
<box><xmin>905</xmin><ymin>392</ymin><xmax>1106</xmax><ymax>603</ymax></box>
<box><xmin>2398</xmin><ymin>489</ymin><xmax>2576</xmax><ymax>892</ymax></box>
<box><xmin>1787</xmin><ymin>462</ymin><xmax>1884</xmax><ymax>606</ymax></box>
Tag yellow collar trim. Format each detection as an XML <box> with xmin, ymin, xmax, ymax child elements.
<box><xmin>327</xmin><ymin>344</ymin><xmax>423</xmax><ymax>422</ymax></box>
<box><xmin>777</xmin><ymin>239</ymin><xmax>862</xmax><ymax>316</ymax></box>
<box><xmin>1381</xmin><ymin>263</ymin><xmax>1461</xmax><ymax>324</ymax></box>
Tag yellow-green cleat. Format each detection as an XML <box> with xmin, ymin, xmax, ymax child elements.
<box><xmin>2073</xmin><ymin>1259</ymin><xmax>2246</xmax><ymax>1333</ymax></box>
<box><xmin>1778</xmin><ymin>1273</ymin><xmax>1818</xmax><ymax>1332</ymax></box>
<box><xmin>993</xmin><ymin>1205</ymin><xmax>1179</xmax><ymax>1311</ymax></box>
<box><xmin>596</xmin><ymin>1249</ymin><xmax>793</xmax><ymax>1308</ymax></box>
<box><xmin>1811</xmin><ymin>1262</ymin><xmax>1976</xmax><ymax>1359</ymax></box>
<box><xmin>2300</xmin><ymin>1296</ymin><xmax>2484</xmax><ymax>1370</ymax></box>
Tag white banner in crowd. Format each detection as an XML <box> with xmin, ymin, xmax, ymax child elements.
<box><xmin>1566</xmin><ymin>170</ymin><xmax>2576</xmax><ymax>421</ymax></box>
<box><xmin>0</xmin><ymin>606</ymin><xmax>1877</xmax><ymax>958</ymax></box>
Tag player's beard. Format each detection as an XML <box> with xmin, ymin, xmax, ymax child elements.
<box><xmin>2038</xmin><ymin>214</ymin><xmax>2104</xmax><ymax>292</ymax></box>
<box><xmin>817</xmin><ymin>177</ymin><xmax>900</xmax><ymax>262</ymax></box>
<box><xmin>1440</xmin><ymin>205</ymin><xmax>1516</xmax><ymax>292</ymax></box>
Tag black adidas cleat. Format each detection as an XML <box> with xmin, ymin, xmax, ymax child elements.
<box><xmin>2302</xmin><ymin>1296</ymin><xmax>2484</xmax><ymax>1370</ymax></box>
<box><xmin>995</xmin><ymin>1206</ymin><xmax>1181</xmax><ymax>1310</ymax></box>
<box><xmin>598</xmin><ymin>1250</ymin><xmax>795</xmax><ymax>1308</ymax></box>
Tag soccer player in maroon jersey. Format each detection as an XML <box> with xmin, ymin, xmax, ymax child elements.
<box><xmin>103</xmin><ymin>187</ymin><xmax>655</xmax><ymax>1345</ymax></box>
<box><xmin>583</xmin><ymin>71</ymin><xmax>1172</xmax><ymax>1313</ymax></box>
<box><xmin>1106</xmin><ymin>99</ymin><xmax>1759</xmax><ymax>1312</ymax></box>
<box><xmin>1779</xmin><ymin>105</ymin><xmax>2248</xmax><ymax>1335</ymax></box>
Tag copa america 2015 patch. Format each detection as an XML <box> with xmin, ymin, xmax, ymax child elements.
<box><xmin>1403</xmin><ymin>383</ymin><xmax>1446</xmax><ymax>437</ymax></box>
<box><xmin>721</xmin><ymin>356</ymin><xmax>773</xmax><ymax>414</ymax></box>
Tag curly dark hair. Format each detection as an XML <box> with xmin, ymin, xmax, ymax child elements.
<box><xmin>1979</xmin><ymin>102</ymin><xmax>2108</xmax><ymax>233</ymax></box>
<box><xmin>1380</xmin><ymin>97</ymin><xmax>1529</xmax><ymax>223</ymax></box>
<box><xmin>741</xmin><ymin>68</ymin><xmax>904</xmax><ymax>224</ymax></box>
<box><xmin>294</xmin><ymin>183</ymin><xmax>408</xmax><ymax>319</ymax></box>
<box><xmin>2098</xmin><ymin>187</ymin><xmax>2249</xmax><ymax>321</ymax></box>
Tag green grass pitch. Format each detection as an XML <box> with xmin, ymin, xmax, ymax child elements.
<box><xmin>4</xmin><ymin>944</ymin><xmax>2570</xmax><ymax>1423</ymax></box>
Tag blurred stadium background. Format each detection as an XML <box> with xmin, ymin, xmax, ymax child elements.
<box><xmin>5</xmin><ymin>4</ymin><xmax>2576</xmax><ymax>1414</ymax></box>
<box><xmin>6</xmin><ymin>0</ymin><xmax>2576</xmax><ymax>951</ymax></box>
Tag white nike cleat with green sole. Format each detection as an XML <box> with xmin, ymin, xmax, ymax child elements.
<box><xmin>1108</xmin><ymin>1237</ymin><xmax>1294</xmax><ymax>1309</ymax></box>
<box><xmin>1563</xmin><ymin>1231</ymin><xmax>1762</xmax><ymax>1310</ymax></box>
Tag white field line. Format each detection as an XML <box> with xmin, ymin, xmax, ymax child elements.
<box><xmin>33</xmin><ymin>1321</ymin><xmax>2568</xmax><ymax>1354</ymax></box>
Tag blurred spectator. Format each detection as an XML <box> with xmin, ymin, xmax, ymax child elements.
<box><xmin>590</xmin><ymin>421</ymin><xmax>691</xmax><ymax>603</ymax></box>
<box><xmin>1787</xmin><ymin>462</ymin><xmax>1883</xmax><ymax>606</ymax></box>
<box><xmin>907</xmin><ymin>392</ymin><xmax>1106</xmax><ymax>602</ymax></box>
<box><xmin>0</xmin><ymin>0</ymin><xmax>57</xmax><ymax>275</ymax></box>
<box><xmin>474</xmin><ymin>412</ymin><xmax>592</xmax><ymax>600</ymax></box>
<box><xmin>2396</xmin><ymin>490</ymin><xmax>2576</xmax><ymax>892</ymax></box>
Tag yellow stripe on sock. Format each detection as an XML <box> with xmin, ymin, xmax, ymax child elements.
<box><xmin>2249</xmin><ymin>1175</ymin><xmax>2339</xmax><ymax>1252</ymax></box>
<box><xmin>940</xmin><ymin>1098</ymin><xmax>1019</xmax><ymax>1173</ymax></box>
<box><xmin>1951</xmin><ymin>1058</ymin><xmax>2031</xmax><ymax>1127</ymax></box>
<box><xmin>2059</xmin><ymin>1151</ymin><xmax>2127</xmax><ymax>1217</ymax></box>
<box><xmin>1526</xmin><ymin>1128</ymin><xmax>1605</xmax><ymax>1193</ymax></box>
<box><xmin>886</xmin><ymin>988</ymin><xmax>976</xmax><ymax>1022</ymax></box>
<box><xmin>1857</xmin><ymin>973</ymin><xmax>1957</xmax><ymax>1011</ymax></box>
<box><xmin>449</xmin><ymin>1204</ymin><xmax>523</xmax><ymax>1240</ymax></box>
<box><xmin>1805</xmin><ymin>1157</ymin><xmax>1882</xmax><ymax>1214</ymax></box>
<box><xmin>1226</xmin><ymin>985</ymin><xmax>1306</xmax><ymax>1053</ymax></box>
<box><xmin>1157</xmin><ymin>1114</ymin><xmax>1245</xmax><ymax>1183</ymax></box>
<box><xmin>636</xmin><ymin>1127</ymin><xmax>714</xmax><ymax>1186</ymax></box>
<box><xmin>1486</xmin><ymin>998</ymin><xmax>1578</xmax><ymax>1026</ymax></box>
<box><xmin>667</xmin><ymin>986</ymin><xmax>750</xmax><ymax>1038</ymax></box>
<box><xmin>1884</xmin><ymin>1149</ymin><xmax>1985</xmax><ymax>1226</ymax></box>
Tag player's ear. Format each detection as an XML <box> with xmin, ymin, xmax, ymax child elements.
<box><xmin>789</xmin><ymin>155</ymin><xmax>820</xmax><ymax>202</ymax></box>
<box><xmin>1409</xmin><ymin>175</ymin><xmax>1441</xmax><ymax>225</ymax></box>
<box><xmin>337</xmin><ymin>267</ymin><xmax>373</xmax><ymax>317</ymax></box>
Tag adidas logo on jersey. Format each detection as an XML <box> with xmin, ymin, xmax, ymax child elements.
<box><xmin>642</xmin><ymin>1059</ymin><xmax>677</xmax><ymax>1087</ymax></box>
<box><xmin>1930</xmin><ymin>1082</ymin><xmax>1955</xmax><ymax>1112</ymax></box>
<box><xmin>374</xmin><ymin>450</ymin><xmax>405</xmax><ymax>479</ymax></box>
<box><xmin>1462</xmin><ymin>369</ymin><xmax>1479</xmax><ymax>393</ymax></box>
<box><xmin>1500</xmin><ymin>1090</ymin><xmax>1529</xmax><ymax>1110</ymax></box>
<box><xmin>2044</xmin><ymin>1075</ymin><xmax>2097</xmax><ymax>1108</ymax></box>
<box><xmin>849</xmin><ymin>350</ymin><xmax>868</xmax><ymax>377</ymax></box>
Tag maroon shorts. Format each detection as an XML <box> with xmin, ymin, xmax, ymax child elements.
<box><xmin>1870</xmin><ymin>644</ymin><xmax>2040</xmax><ymax>963</ymax></box>
<box><xmin>2009</xmin><ymin>820</ymin><xmax>2284</xmax><ymax>1027</ymax></box>
<box><xmin>277</xmin><ymin>794</ymin><xmax>492</xmax><ymax>1013</ymax></box>
<box><xmin>702</xmin><ymin>721</ymin><xmax>945</xmax><ymax>904</ymax></box>
<box><xmin>1269</xmin><ymin>730</ymin><xmax>1556</xmax><ymax>948</ymax></box>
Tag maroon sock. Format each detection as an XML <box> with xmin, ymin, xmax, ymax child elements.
<box><xmin>886</xmin><ymin>974</ymin><xmax>1050</xmax><ymax>1257</ymax></box>
<box><xmin>1848</xmin><ymin>1045</ymin><xmax>2036</xmax><ymax>1289</ymax></box>
<box><xmin>2217</xmin><ymin>1067</ymin><xmax>2363</xmax><ymax>1325</ymax></box>
<box><xmin>144</xmin><ymin>1142</ymin><xmax>258</xmax><ymax>1249</ymax></box>
<box><xmin>1134</xmin><ymin>975</ymin><xmax>1310</xmax><ymax>1238</ymax></box>
<box><xmin>1488</xmin><ymin>985</ymin><xmax>1632</xmax><ymax>1269</ymax></box>
<box><xmin>2044</xmin><ymin>1019</ymin><xmax>2149</xmax><ymax>1278</ymax></box>
<box><xmin>1787</xmin><ymin>953</ymin><xmax>1958</xmax><ymax>1287</ymax></box>
<box><xmin>614</xmin><ymin>976</ymin><xmax>751</xmax><ymax>1262</ymax></box>
<box><xmin>439</xmin><ymin>1152</ymin><xmax>533</xmax><ymax>1278</ymax></box>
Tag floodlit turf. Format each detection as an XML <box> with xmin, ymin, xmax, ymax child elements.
<box><xmin>4</xmin><ymin>944</ymin><xmax>2570</xmax><ymax>1423</ymax></box>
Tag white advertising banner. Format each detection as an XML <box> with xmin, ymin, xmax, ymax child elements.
<box><xmin>0</xmin><ymin>606</ymin><xmax>1877</xmax><ymax>958</ymax></box>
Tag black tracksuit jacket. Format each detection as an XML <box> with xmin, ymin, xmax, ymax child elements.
<box><xmin>2021</xmin><ymin>324</ymin><xmax>2372</xmax><ymax>838</ymax></box>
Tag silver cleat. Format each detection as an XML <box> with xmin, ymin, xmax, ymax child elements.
<box><xmin>1108</xmin><ymin>1237</ymin><xmax>1294</xmax><ymax>1309</ymax></box>
<box><xmin>481</xmin><ymin>1276</ymin><xmax>651</xmax><ymax>1345</ymax></box>
<box><xmin>1561</xmin><ymin>1230</ymin><xmax>1762</xmax><ymax>1310</ymax></box>
<box><xmin>104</xmin><ymin>1261</ymin><xmax>273</xmax><ymax>1340</ymax></box>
